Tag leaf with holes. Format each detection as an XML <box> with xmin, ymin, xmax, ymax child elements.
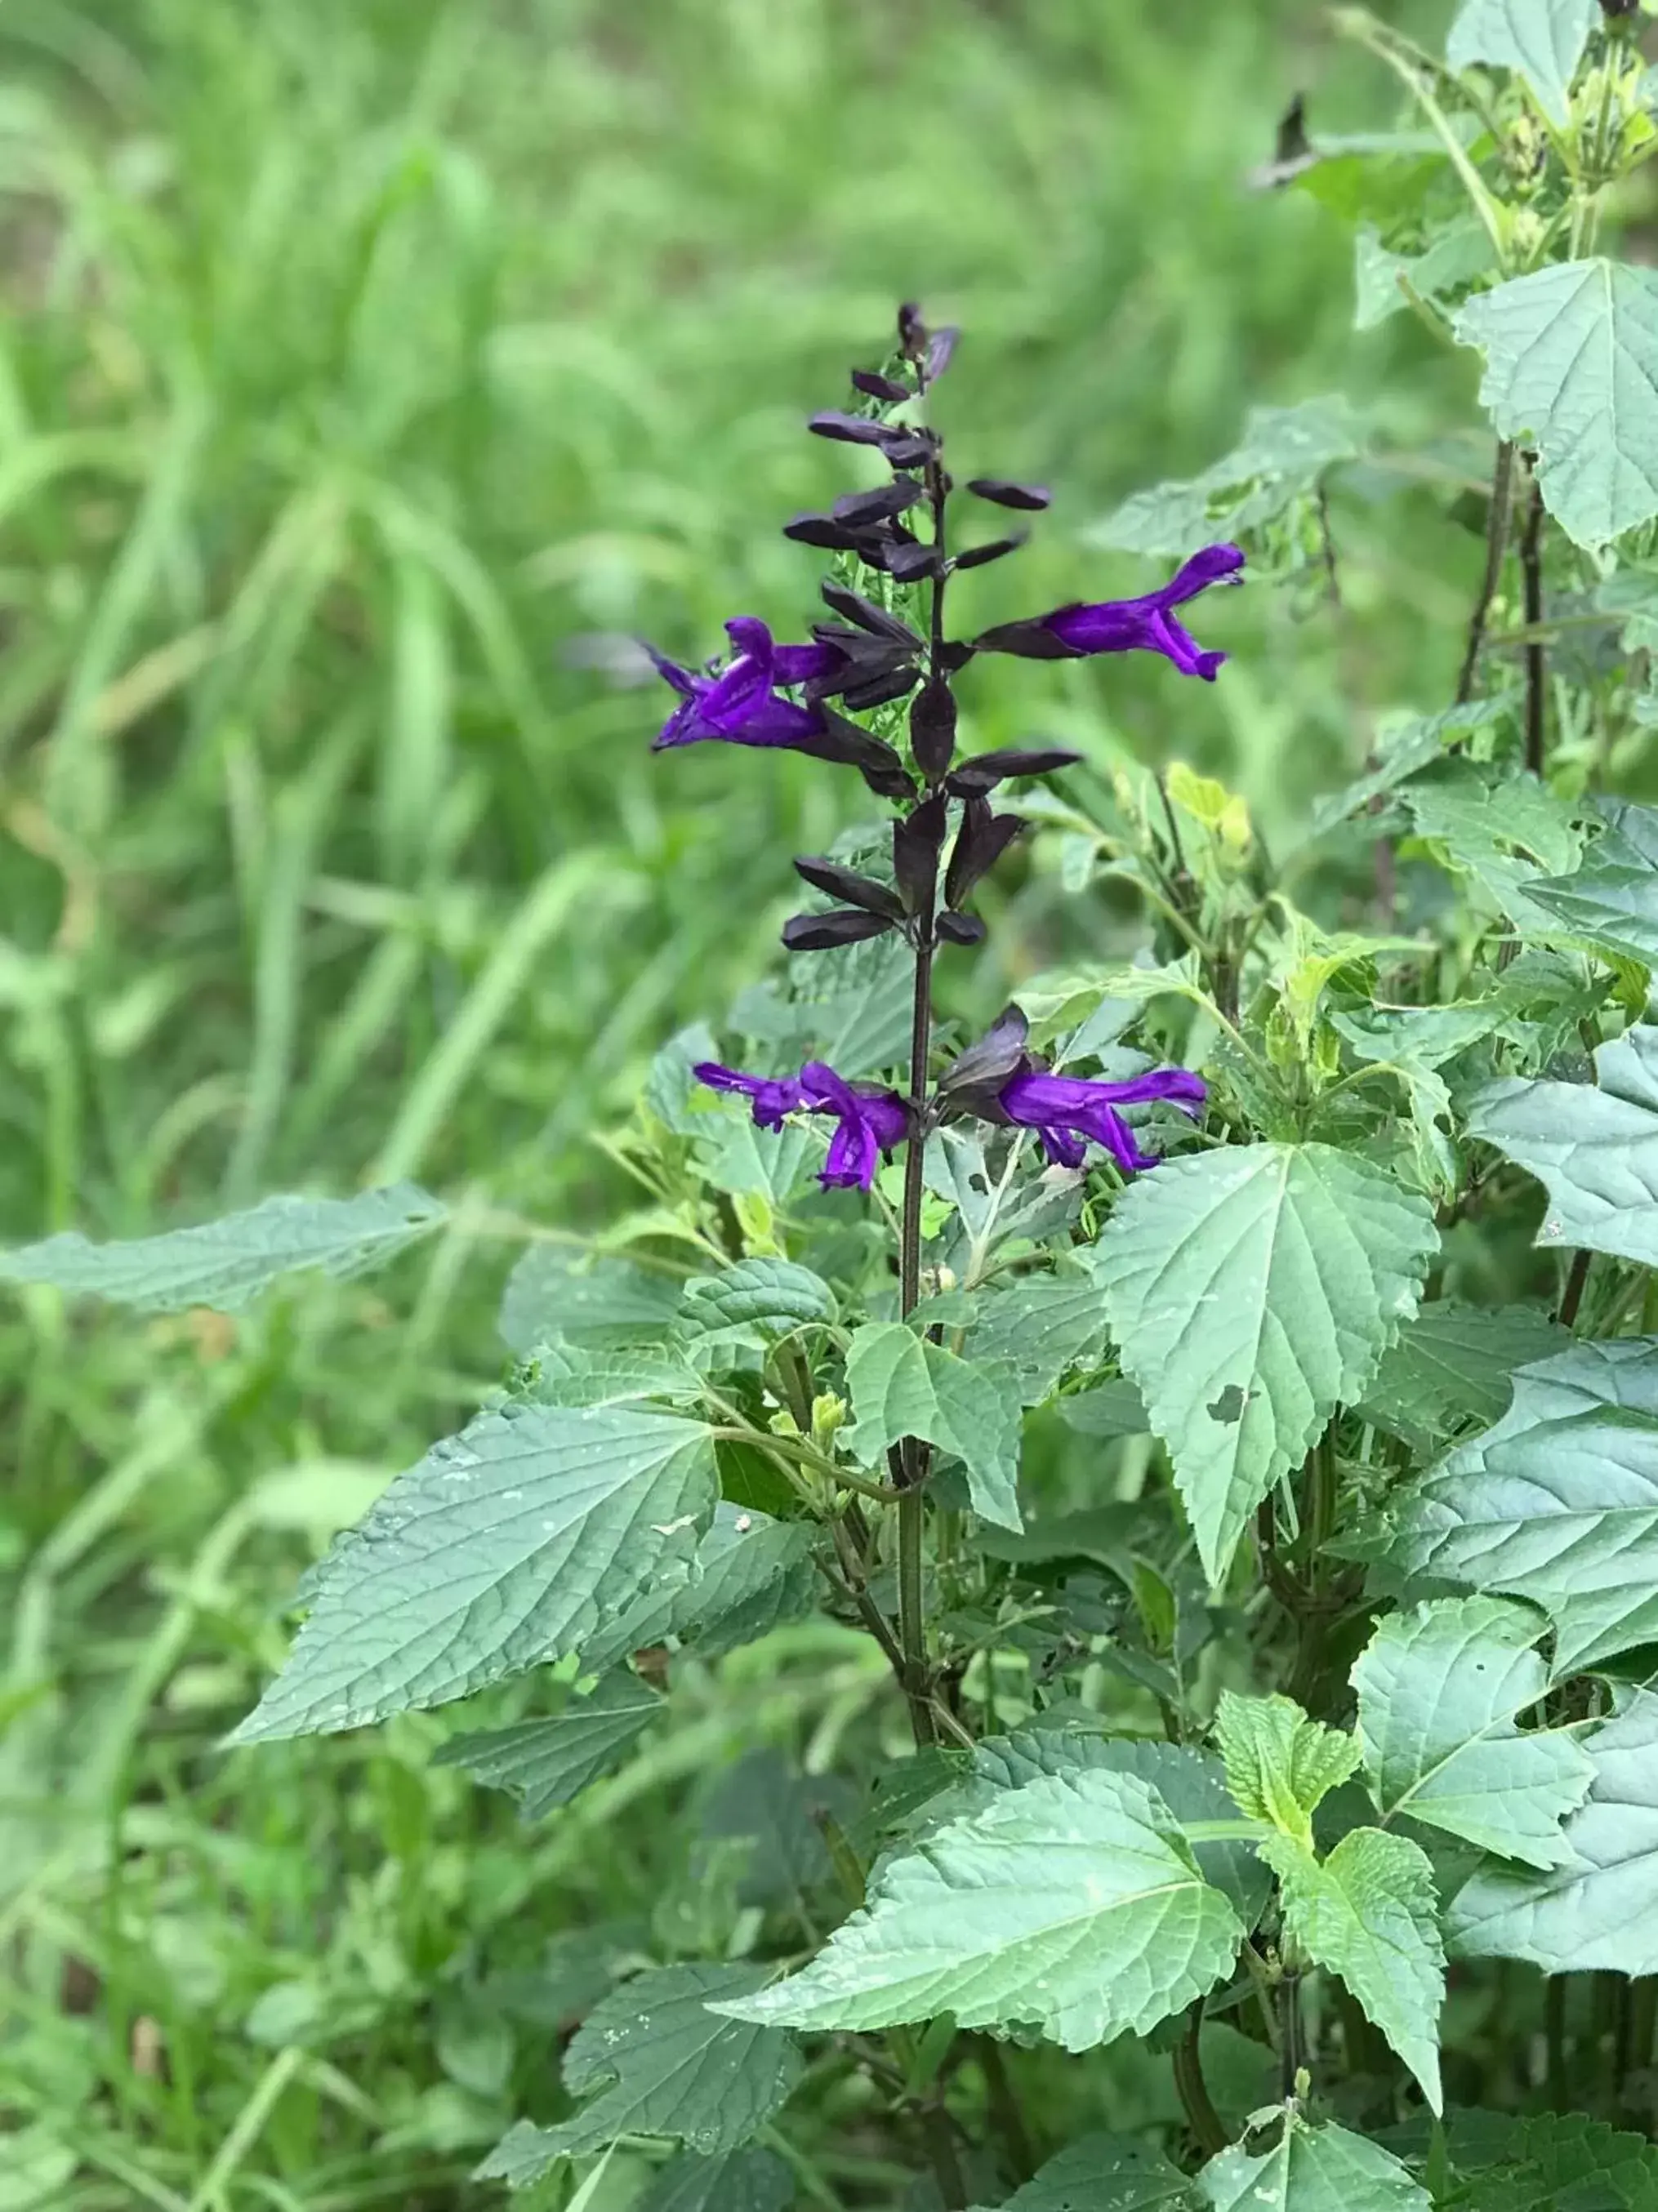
<box><xmin>476</xmin><ymin>1964</ymin><xmax>802</xmax><ymax>2179</ymax></box>
<box><xmin>1446</xmin><ymin>0</ymin><xmax>1598</xmax><ymax>126</ymax></box>
<box><xmin>966</xmin><ymin>1729</ymin><xmax>1271</xmax><ymax>1927</ymax></box>
<box><xmin>712</xmin><ymin>1768</ymin><xmax>1244</xmax><ymax>2050</ymax></box>
<box><xmin>229</xmin><ymin>1404</ymin><xmax>718</xmax><ymax>1741</ymax></box>
<box><xmin>1527</xmin><ymin>800</ymin><xmax>1658</xmax><ymax>966</ymax></box>
<box><xmin>1352</xmin><ymin>1596</ymin><xmax>1594</xmax><ymax>1867</ymax></box>
<box><xmin>500</xmin><ymin>1248</ymin><xmax>684</xmax><ymax>1358</ymax></box>
<box><xmin>1262</xmin><ymin>1828</ymin><xmax>1445</xmax><ymax>2112</ymax></box>
<box><xmin>844</xmin><ymin>1323</ymin><xmax>1025</xmax><ymax>1530</ymax></box>
<box><xmin>581</xmin><ymin>1502</ymin><xmax>817</xmax><ymax>1673</ymax></box>
<box><xmin>1455</xmin><ymin>260</ymin><xmax>1658</xmax><ymax>549</ymax></box>
<box><xmin>1090</xmin><ymin>398</ymin><xmax>1359</xmax><ymax>559</ymax></box>
<box><xmin>1382</xmin><ymin>1337</ymin><xmax>1658</xmax><ymax>1674</ymax></box>
<box><xmin>1093</xmin><ymin>1143</ymin><xmax>1436</xmax><ymax>1581</ymax></box>
<box><xmin>1468</xmin><ymin>1029</ymin><xmax>1658</xmax><ymax>1269</ymax></box>
<box><xmin>1198</xmin><ymin>2116</ymin><xmax>1431</xmax><ymax>2211</ymax></box>
<box><xmin>1446</xmin><ymin>1689</ymin><xmax>1658</xmax><ymax>1973</ymax></box>
<box><xmin>974</xmin><ymin>2132</ymin><xmax>1197</xmax><ymax>2211</ymax></box>
<box><xmin>635</xmin><ymin>2149</ymin><xmax>796</xmax><ymax>2212</ymax></box>
<box><xmin>432</xmin><ymin>1671</ymin><xmax>661</xmax><ymax>1818</ymax></box>
<box><xmin>961</xmin><ymin>1271</ymin><xmax>1112</xmax><ymax>1404</ymax></box>
<box><xmin>1357</xmin><ymin>1302</ymin><xmax>1568</xmax><ymax>1453</ymax></box>
<box><xmin>0</xmin><ymin>1185</ymin><xmax>444</xmax><ymax>1315</ymax></box>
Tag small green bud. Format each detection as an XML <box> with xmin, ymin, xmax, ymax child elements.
<box><xmin>811</xmin><ymin>1391</ymin><xmax>847</xmax><ymax>1449</ymax></box>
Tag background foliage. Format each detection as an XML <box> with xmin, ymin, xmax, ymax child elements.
<box><xmin>0</xmin><ymin>0</ymin><xmax>1596</xmax><ymax>2207</ymax></box>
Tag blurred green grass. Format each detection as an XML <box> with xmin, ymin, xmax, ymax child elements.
<box><xmin>0</xmin><ymin>0</ymin><xmax>1478</xmax><ymax>2203</ymax></box>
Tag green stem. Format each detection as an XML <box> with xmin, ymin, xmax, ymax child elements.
<box><xmin>1456</xmin><ymin>440</ymin><xmax>1517</xmax><ymax>705</ymax></box>
<box><xmin>1174</xmin><ymin>2001</ymin><xmax>1230</xmax><ymax>2156</ymax></box>
<box><xmin>1520</xmin><ymin>461</ymin><xmax>1547</xmax><ymax>776</ymax></box>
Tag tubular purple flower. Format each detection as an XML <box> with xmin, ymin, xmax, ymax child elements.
<box><xmin>693</xmin><ymin>1058</ymin><xmax>908</xmax><ymax>1191</ymax></box>
<box><xmin>800</xmin><ymin>1061</ymin><xmax>909</xmax><ymax>1191</ymax></box>
<box><xmin>692</xmin><ymin>1061</ymin><xmax>804</xmax><ymax>1129</ymax></box>
<box><xmin>975</xmin><ymin>542</ymin><xmax>1245</xmax><ymax>682</ymax></box>
<box><xmin>649</xmin><ymin>617</ymin><xmax>843</xmax><ymax>751</ymax></box>
<box><xmin>998</xmin><ymin>1066</ymin><xmax>1206</xmax><ymax>1176</ymax></box>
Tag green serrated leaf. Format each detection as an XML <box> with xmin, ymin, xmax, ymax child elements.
<box><xmin>713</xmin><ymin>1768</ymin><xmax>1244</xmax><ymax>2050</ymax></box>
<box><xmin>732</xmin><ymin>932</ymin><xmax>911</xmax><ymax>1079</ymax></box>
<box><xmin>1356</xmin><ymin>1302</ymin><xmax>1569</xmax><ymax>1453</ymax></box>
<box><xmin>1442</xmin><ymin>2108</ymin><xmax>1658</xmax><ymax>2211</ymax></box>
<box><xmin>974</xmin><ymin>2131</ymin><xmax>1196</xmax><ymax>2211</ymax></box>
<box><xmin>1093</xmin><ymin>1144</ymin><xmax>1437</xmax><ymax>1581</ymax></box>
<box><xmin>1089</xmin><ymin>398</ymin><xmax>1359</xmax><ymax>559</ymax></box>
<box><xmin>1262</xmin><ymin>1828</ymin><xmax>1444</xmax><ymax>2111</ymax></box>
<box><xmin>1469</xmin><ymin>1028</ymin><xmax>1658</xmax><ymax>1268</ymax></box>
<box><xmin>1198</xmin><ymin>2116</ymin><xmax>1431</xmax><ymax>2211</ymax></box>
<box><xmin>969</xmin><ymin>1729</ymin><xmax>1271</xmax><ymax>1927</ymax></box>
<box><xmin>844</xmin><ymin>1322</ymin><xmax>1024</xmax><ymax>1530</ymax></box>
<box><xmin>1354</xmin><ymin>220</ymin><xmax>1494</xmax><ymax>332</ymax></box>
<box><xmin>635</xmin><ymin>2148</ymin><xmax>796</xmax><ymax>2212</ymax></box>
<box><xmin>1058</xmin><ymin>1378</ymin><xmax>1152</xmax><ymax>1439</ymax></box>
<box><xmin>1527</xmin><ymin>801</ymin><xmax>1658</xmax><ymax>966</ymax></box>
<box><xmin>0</xmin><ymin>1184</ymin><xmax>443</xmax><ymax>1315</ymax></box>
<box><xmin>581</xmin><ymin>1502</ymin><xmax>816</xmax><ymax>1672</ymax></box>
<box><xmin>1446</xmin><ymin>0</ymin><xmax>1598</xmax><ymax>127</ymax></box>
<box><xmin>1310</xmin><ymin>700</ymin><xmax>1512</xmax><ymax>836</ymax></box>
<box><xmin>476</xmin><ymin>1964</ymin><xmax>802</xmax><ymax>2179</ymax></box>
<box><xmin>1215</xmin><ymin>1693</ymin><xmax>1361</xmax><ymax>1848</ymax></box>
<box><xmin>500</xmin><ymin>1248</ymin><xmax>684</xmax><ymax>1359</ymax></box>
<box><xmin>1384</xmin><ymin>1337</ymin><xmax>1658</xmax><ymax>1674</ymax></box>
<box><xmin>1455</xmin><ymin>260</ymin><xmax>1658</xmax><ymax>549</ymax></box>
<box><xmin>962</xmin><ymin>1272</ymin><xmax>1112</xmax><ymax>1405</ymax></box>
<box><xmin>433</xmin><ymin>1671</ymin><xmax>660</xmax><ymax>1818</ymax></box>
<box><xmin>1352</xmin><ymin>1596</ymin><xmax>1594</xmax><ymax>1867</ymax></box>
<box><xmin>680</xmin><ymin>1257</ymin><xmax>836</xmax><ymax>1339</ymax></box>
<box><xmin>1446</xmin><ymin>1688</ymin><xmax>1658</xmax><ymax>1973</ymax></box>
<box><xmin>229</xmin><ymin>1404</ymin><xmax>719</xmax><ymax>1741</ymax></box>
<box><xmin>524</xmin><ymin>1338</ymin><xmax>704</xmax><ymax>1409</ymax></box>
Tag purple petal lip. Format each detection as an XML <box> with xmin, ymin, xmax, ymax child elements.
<box><xmin>981</xmin><ymin>543</ymin><xmax>1244</xmax><ymax>683</ymax></box>
<box><xmin>999</xmin><ymin>1065</ymin><xmax>1206</xmax><ymax>1176</ymax></box>
<box><xmin>648</xmin><ymin>614</ymin><xmax>848</xmax><ymax>751</ymax></box>
<box><xmin>694</xmin><ymin>1057</ymin><xmax>908</xmax><ymax>1191</ymax></box>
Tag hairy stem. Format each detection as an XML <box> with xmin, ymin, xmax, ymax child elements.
<box><xmin>1174</xmin><ymin>2000</ymin><xmax>1230</xmax><ymax>2156</ymax></box>
<box><xmin>1558</xmin><ymin>1248</ymin><xmax>1592</xmax><ymax>1330</ymax></box>
<box><xmin>1520</xmin><ymin>460</ymin><xmax>1547</xmax><ymax>776</ymax></box>
<box><xmin>1456</xmin><ymin>440</ymin><xmax>1516</xmax><ymax>705</ymax></box>
<box><xmin>1279</xmin><ymin>1974</ymin><xmax>1304</xmax><ymax>2104</ymax></box>
<box><xmin>976</xmin><ymin>2035</ymin><xmax>1036</xmax><ymax>2182</ymax></box>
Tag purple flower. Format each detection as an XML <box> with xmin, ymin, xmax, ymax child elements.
<box><xmin>998</xmin><ymin>1066</ymin><xmax>1206</xmax><ymax>1175</ymax></box>
<box><xmin>975</xmin><ymin>543</ymin><xmax>1245</xmax><ymax>683</ymax></box>
<box><xmin>692</xmin><ymin>1061</ymin><xmax>804</xmax><ymax>1130</ymax></box>
<box><xmin>649</xmin><ymin>616</ymin><xmax>844</xmax><ymax>751</ymax></box>
<box><xmin>693</xmin><ymin>1058</ymin><xmax>908</xmax><ymax>1191</ymax></box>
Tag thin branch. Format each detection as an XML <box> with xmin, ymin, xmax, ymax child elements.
<box><xmin>1519</xmin><ymin>458</ymin><xmax>1547</xmax><ymax>776</ymax></box>
<box><xmin>1456</xmin><ymin>440</ymin><xmax>1516</xmax><ymax>705</ymax></box>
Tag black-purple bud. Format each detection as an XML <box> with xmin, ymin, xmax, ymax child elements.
<box><xmin>952</xmin><ymin>534</ymin><xmax>1028</xmax><ymax>572</ymax></box>
<box><xmin>935</xmin><ymin>910</ymin><xmax>985</xmax><ymax>945</ymax></box>
<box><xmin>894</xmin><ymin>794</ymin><xmax>948</xmax><ymax>917</ymax></box>
<box><xmin>909</xmin><ymin>681</ymin><xmax>957</xmax><ymax>782</ymax></box>
<box><xmin>945</xmin><ymin>799</ymin><xmax>1024</xmax><ymax>908</ymax></box>
<box><xmin>782</xmin><ymin>909</ymin><xmax>896</xmax><ymax>952</ymax></box>
<box><xmin>966</xmin><ymin>479</ymin><xmax>1052</xmax><ymax>511</ymax></box>
<box><xmin>947</xmin><ymin>745</ymin><xmax>1083</xmax><ymax>796</ymax></box>
<box><xmin>852</xmin><ymin>368</ymin><xmax>913</xmax><ymax>402</ymax></box>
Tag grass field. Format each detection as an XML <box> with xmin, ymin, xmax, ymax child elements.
<box><xmin>0</xmin><ymin>1</ymin><xmax>1486</xmax><ymax>2205</ymax></box>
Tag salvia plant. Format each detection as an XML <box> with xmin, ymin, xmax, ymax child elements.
<box><xmin>25</xmin><ymin>3</ymin><xmax>1658</xmax><ymax>2207</ymax></box>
